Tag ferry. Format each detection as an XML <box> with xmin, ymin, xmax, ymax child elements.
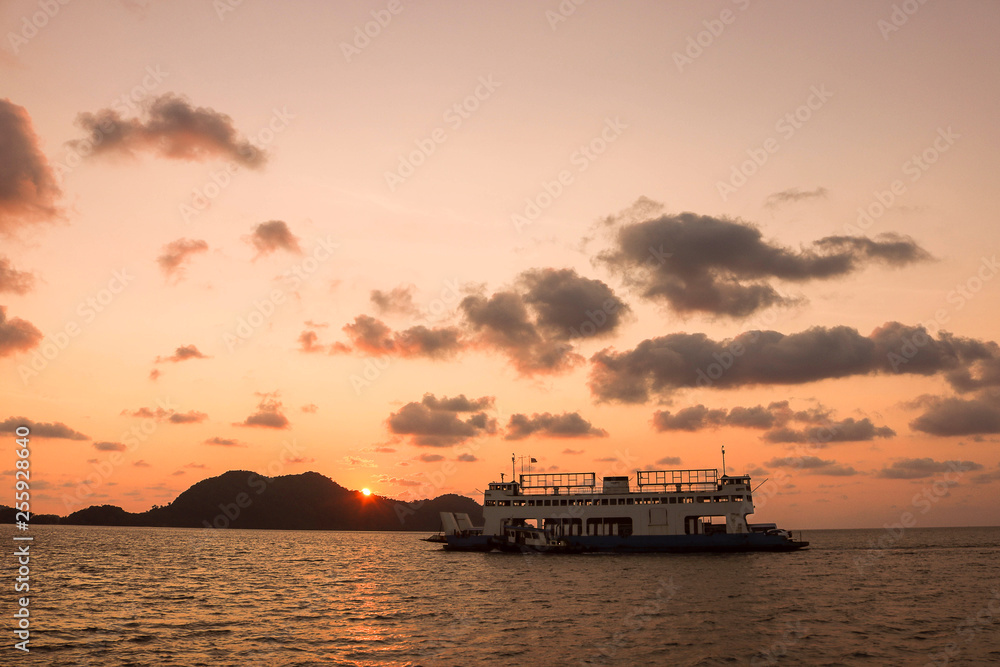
<box><xmin>438</xmin><ymin>464</ymin><xmax>808</xmax><ymax>553</ymax></box>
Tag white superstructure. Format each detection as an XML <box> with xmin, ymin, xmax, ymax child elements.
<box><xmin>482</xmin><ymin>469</ymin><xmax>754</xmax><ymax>539</ymax></box>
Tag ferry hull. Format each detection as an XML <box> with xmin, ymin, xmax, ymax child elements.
<box><xmin>444</xmin><ymin>533</ymin><xmax>808</xmax><ymax>553</ymax></box>
<box><xmin>442</xmin><ymin>534</ymin><xmax>494</xmax><ymax>552</ymax></box>
<box><xmin>559</xmin><ymin>534</ymin><xmax>809</xmax><ymax>553</ymax></box>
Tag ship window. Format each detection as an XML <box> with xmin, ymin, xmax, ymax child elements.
<box><xmin>733</xmin><ymin>496</ymin><xmax>744</xmax><ymax>501</ymax></box>
<box><xmin>543</xmin><ymin>499</ymin><xmax>551</xmax><ymax>506</ymax></box>
<box><xmin>560</xmin><ymin>499</ymin><xmax>568</xmax><ymax>506</ymax></box>
<box><xmin>601</xmin><ymin>499</ymin><xmax>609</xmax><ymax>506</ymax></box>
<box><xmin>697</xmin><ymin>496</ymin><xmax>710</xmax><ymax>503</ymax></box>
<box><xmin>626</xmin><ymin>498</ymin><xmax>634</xmax><ymax>505</ymax></box>
<box><xmin>683</xmin><ymin>497</ymin><xmax>694</xmax><ymax>504</ymax></box>
<box><xmin>485</xmin><ymin>500</ymin><xmax>496</xmax><ymax>506</ymax></box>
<box><xmin>586</xmin><ymin>517</ymin><xmax>633</xmax><ymax>537</ymax></box>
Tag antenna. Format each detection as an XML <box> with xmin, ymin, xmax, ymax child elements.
<box><xmin>721</xmin><ymin>445</ymin><xmax>726</xmax><ymax>476</ymax></box>
<box><xmin>511</xmin><ymin>453</ymin><xmax>515</xmax><ymax>482</ymax></box>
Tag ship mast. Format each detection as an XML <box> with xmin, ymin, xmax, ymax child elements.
<box><xmin>721</xmin><ymin>445</ymin><xmax>726</xmax><ymax>476</ymax></box>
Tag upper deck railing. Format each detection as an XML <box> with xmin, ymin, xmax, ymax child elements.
<box><xmin>519</xmin><ymin>472</ymin><xmax>596</xmax><ymax>490</ymax></box>
<box><xmin>499</xmin><ymin>469</ymin><xmax>750</xmax><ymax>496</ymax></box>
<box><xmin>637</xmin><ymin>469</ymin><xmax>719</xmax><ymax>493</ymax></box>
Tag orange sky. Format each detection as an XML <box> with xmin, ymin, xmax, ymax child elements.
<box><xmin>2</xmin><ymin>1</ymin><xmax>999</xmax><ymax>528</ymax></box>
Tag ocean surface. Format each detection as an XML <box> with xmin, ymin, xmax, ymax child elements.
<box><xmin>2</xmin><ymin>525</ymin><xmax>998</xmax><ymax>666</ymax></box>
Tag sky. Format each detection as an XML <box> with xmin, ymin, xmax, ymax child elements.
<box><xmin>2</xmin><ymin>0</ymin><xmax>999</xmax><ymax>529</ymax></box>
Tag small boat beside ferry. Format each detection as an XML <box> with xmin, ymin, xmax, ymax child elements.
<box><xmin>437</xmin><ymin>463</ymin><xmax>808</xmax><ymax>553</ymax></box>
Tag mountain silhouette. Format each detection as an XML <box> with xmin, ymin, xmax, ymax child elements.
<box><xmin>3</xmin><ymin>470</ymin><xmax>482</xmax><ymax>531</ymax></box>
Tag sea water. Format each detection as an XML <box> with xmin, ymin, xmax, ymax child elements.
<box><xmin>3</xmin><ymin>525</ymin><xmax>998</xmax><ymax>665</ymax></box>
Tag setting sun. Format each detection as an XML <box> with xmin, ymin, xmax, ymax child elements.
<box><xmin>362</xmin><ymin>488</ymin><xmax>371</xmax><ymax>496</ymax></box>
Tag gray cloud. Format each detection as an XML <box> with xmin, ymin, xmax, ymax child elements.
<box><xmin>504</xmin><ymin>412</ymin><xmax>609</xmax><ymax>440</ymax></box>
<box><xmin>235</xmin><ymin>396</ymin><xmax>290</xmax><ymax>429</ymax></box>
<box><xmin>589</xmin><ymin>322</ymin><xmax>1000</xmax><ymax>404</ymax></box>
<box><xmin>155</xmin><ymin>344</ymin><xmax>209</xmax><ymax>363</ymax></box>
<box><xmin>972</xmin><ymin>468</ymin><xmax>1000</xmax><ymax>484</ymax></box>
<box><xmin>762</xmin><ymin>417</ymin><xmax>895</xmax><ymax>445</ymax></box>
<box><xmin>652</xmin><ymin>401</ymin><xmax>893</xmax><ymax>444</ymax></box>
<box><xmin>725</xmin><ymin>404</ymin><xmax>782</xmax><ymax>429</ymax></box>
<box><xmin>0</xmin><ymin>257</ymin><xmax>34</xmax><ymax>294</ymax></box>
<box><xmin>0</xmin><ymin>416</ymin><xmax>88</xmax><ymax>440</ymax></box>
<box><xmin>204</xmin><ymin>437</ymin><xmax>247</xmax><ymax>447</ymax></box>
<box><xmin>297</xmin><ymin>330</ymin><xmax>324</xmax><ymax>353</ymax></box>
<box><xmin>122</xmin><ymin>406</ymin><xmax>208</xmax><ymax>424</ymax></box>
<box><xmin>460</xmin><ymin>290</ymin><xmax>578</xmax><ymax>373</ymax></box>
<box><xmin>69</xmin><ymin>93</ymin><xmax>265</xmax><ymax>168</ymax></box>
<box><xmin>910</xmin><ymin>393</ymin><xmax>1000</xmax><ymax>436</ymax></box>
<box><xmin>168</xmin><ymin>411</ymin><xmax>208</xmax><ymax>424</ymax></box>
<box><xmin>248</xmin><ymin>220</ymin><xmax>301</xmax><ymax>257</ymax></box>
<box><xmin>157</xmin><ymin>238</ymin><xmax>208</xmax><ymax>282</ymax></box>
<box><xmin>519</xmin><ymin>268</ymin><xmax>627</xmax><ymax>339</ymax></box>
<box><xmin>0</xmin><ymin>305</ymin><xmax>42</xmax><ymax>357</ymax></box>
<box><xmin>764</xmin><ymin>186</ymin><xmax>828</xmax><ymax>208</ymax></box>
<box><xmin>597</xmin><ymin>211</ymin><xmax>929</xmax><ymax>317</ymax></box>
<box><xmin>93</xmin><ymin>441</ymin><xmax>127</xmax><ymax>452</ymax></box>
<box><xmin>764</xmin><ymin>455</ymin><xmax>859</xmax><ymax>476</ymax></box>
<box><xmin>338</xmin><ymin>315</ymin><xmax>464</xmax><ymax>360</ymax></box>
<box><xmin>0</xmin><ymin>99</ymin><xmax>62</xmax><ymax>235</ymax></box>
<box><xmin>460</xmin><ymin>268</ymin><xmax>626</xmax><ymax>374</ymax></box>
<box><xmin>327</xmin><ymin>268</ymin><xmax>627</xmax><ymax>376</ymax></box>
<box><xmin>386</xmin><ymin>393</ymin><xmax>497</xmax><ymax>447</ymax></box>
<box><xmin>876</xmin><ymin>458</ymin><xmax>983</xmax><ymax>480</ymax></box>
<box><xmin>371</xmin><ymin>285</ymin><xmax>419</xmax><ymax>317</ymax></box>
<box><xmin>652</xmin><ymin>405</ymin><xmax>729</xmax><ymax>431</ymax></box>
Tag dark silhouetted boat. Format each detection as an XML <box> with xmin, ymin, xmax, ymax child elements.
<box><xmin>437</xmin><ymin>461</ymin><xmax>808</xmax><ymax>553</ymax></box>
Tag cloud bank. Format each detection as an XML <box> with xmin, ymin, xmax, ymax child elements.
<box><xmin>597</xmin><ymin>211</ymin><xmax>929</xmax><ymax>317</ymax></box>
<box><xmin>590</xmin><ymin>322</ymin><xmax>1000</xmax><ymax>404</ymax></box>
